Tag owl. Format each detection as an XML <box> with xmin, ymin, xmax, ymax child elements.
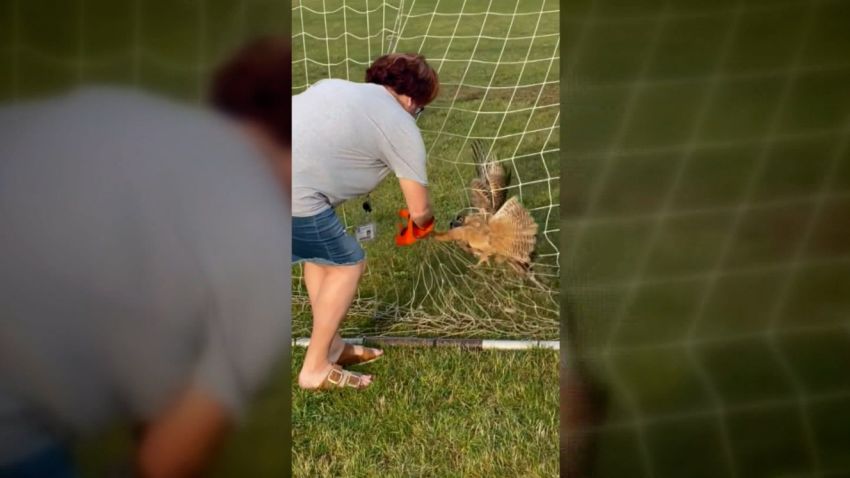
<box><xmin>435</xmin><ymin>196</ymin><xmax>538</xmax><ymax>273</ymax></box>
<box><xmin>435</xmin><ymin>141</ymin><xmax>538</xmax><ymax>274</ymax></box>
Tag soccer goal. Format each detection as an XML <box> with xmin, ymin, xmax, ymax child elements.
<box><xmin>292</xmin><ymin>0</ymin><xmax>560</xmax><ymax>340</ymax></box>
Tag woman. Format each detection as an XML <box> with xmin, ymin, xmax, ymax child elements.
<box><xmin>292</xmin><ymin>53</ymin><xmax>439</xmax><ymax>390</ymax></box>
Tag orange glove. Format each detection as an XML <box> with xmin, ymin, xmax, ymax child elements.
<box><xmin>395</xmin><ymin>209</ymin><xmax>435</xmax><ymax>246</ymax></box>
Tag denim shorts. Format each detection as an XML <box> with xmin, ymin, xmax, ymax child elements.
<box><xmin>292</xmin><ymin>208</ymin><xmax>366</xmax><ymax>266</ymax></box>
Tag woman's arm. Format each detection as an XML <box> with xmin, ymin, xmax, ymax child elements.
<box><xmin>398</xmin><ymin>178</ymin><xmax>433</xmax><ymax>227</ymax></box>
<box><xmin>136</xmin><ymin>386</ymin><xmax>230</xmax><ymax>478</ymax></box>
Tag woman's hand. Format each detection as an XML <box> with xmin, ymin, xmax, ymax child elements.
<box><xmin>395</xmin><ymin>209</ymin><xmax>435</xmax><ymax>245</ymax></box>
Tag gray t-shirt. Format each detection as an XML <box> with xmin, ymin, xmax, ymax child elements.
<box><xmin>292</xmin><ymin>79</ymin><xmax>428</xmax><ymax>217</ymax></box>
<box><xmin>0</xmin><ymin>87</ymin><xmax>291</xmax><ymax>463</ymax></box>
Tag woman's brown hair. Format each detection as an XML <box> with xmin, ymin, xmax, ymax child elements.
<box><xmin>210</xmin><ymin>36</ymin><xmax>291</xmax><ymax>147</ymax></box>
<box><xmin>365</xmin><ymin>53</ymin><xmax>439</xmax><ymax>106</ymax></box>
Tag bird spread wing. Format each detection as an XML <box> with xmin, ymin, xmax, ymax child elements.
<box><xmin>470</xmin><ymin>140</ymin><xmax>509</xmax><ymax>214</ymax></box>
<box><xmin>469</xmin><ymin>177</ymin><xmax>491</xmax><ymax>213</ymax></box>
<box><xmin>487</xmin><ymin>196</ymin><xmax>538</xmax><ymax>265</ymax></box>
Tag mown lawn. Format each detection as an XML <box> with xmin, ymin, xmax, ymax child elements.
<box><xmin>290</xmin><ymin>346</ymin><xmax>559</xmax><ymax>477</ymax></box>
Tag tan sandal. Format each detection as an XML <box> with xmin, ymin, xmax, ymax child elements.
<box><xmin>314</xmin><ymin>365</ymin><xmax>370</xmax><ymax>390</ymax></box>
<box><xmin>336</xmin><ymin>344</ymin><xmax>384</xmax><ymax>367</ymax></box>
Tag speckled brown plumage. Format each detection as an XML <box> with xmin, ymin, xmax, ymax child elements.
<box><xmin>469</xmin><ymin>140</ymin><xmax>509</xmax><ymax>214</ymax></box>
<box><xmin>434</xmin><ymin>141</ymin><xmax>538</xmax><ymax>273</ymax></box>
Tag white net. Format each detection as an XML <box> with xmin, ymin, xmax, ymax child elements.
<box><xmin>564</xmin><ymin>0</ymin><xmax>850</xmax><ymax>475</ymax></box>
<box><xmin>292</xmin><ymin>0</ymin><xmax>561</xmax><ymax>339</ymax></box>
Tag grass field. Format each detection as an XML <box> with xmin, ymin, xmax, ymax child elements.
<box><xmin>291</xmin><ymin>347</ymin><xmax>558</xmax><ymax>477</ymax></box>
<box><xmin>563</xmin><ymin>0</ymin><xmax>850</xmax><ymax>476</ymax></box>
<box><xmin>291</xmin><ymin>2</ymin><xmax>561</xmax><ymax>475</ymax></box>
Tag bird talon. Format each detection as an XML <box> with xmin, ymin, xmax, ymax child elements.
<box><xmin>473</xmin><ymin>256</ymin><xmax>490</xmax><ymax>267</ymax></box>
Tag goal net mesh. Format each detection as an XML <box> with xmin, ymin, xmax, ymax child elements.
<box><xmin>292</xmin><ymin>0</ymin><xmax>560</xmax><ymax>340</ymax></box>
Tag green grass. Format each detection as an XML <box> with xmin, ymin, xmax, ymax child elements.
<box><xmin>563</xmin><ymin>0</ymin><xmax>850</xmax><ymax>476</ymax></box>
<box><xmin>291</xmin><ymin>346</ymin><xmax>559</xmax><ymax>477</ymax></box>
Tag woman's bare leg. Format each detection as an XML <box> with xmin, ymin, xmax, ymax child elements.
<box><xmin>298</xmin><ymin>261</ymin><xmax>368</xmax><ymax>388</ymax></box>
<box><xmin>303</xmin><ymin>262</ymin><xmax>376</xmax><ymax>369</ymax></box>
<box><xmin>303</xmin><ymin>262</ymin><xmax>346</xmax><ymax>363</ymax></box>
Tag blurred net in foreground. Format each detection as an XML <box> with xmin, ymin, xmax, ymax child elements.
<box><xmin>292</xmin><ymin>0</ymin><xmax>560</xmax><ymax>339</ymax></box>
<box><xmin>563</xmin><ymin>0</ymin><xmax>850</xmax><ymax>476</ymax></box>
